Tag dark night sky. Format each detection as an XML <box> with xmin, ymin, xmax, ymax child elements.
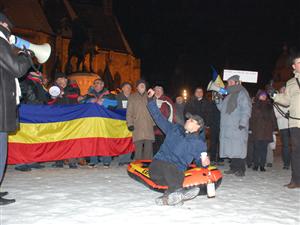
<box><xmin>111</xmin><ymin>0</ymin><xmax>300</xmax><ymax>97</ymax></box>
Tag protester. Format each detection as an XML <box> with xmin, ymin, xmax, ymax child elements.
<box><xmin>270</xmin><ymin>52</ymin><xmax>300</xmax><ymax>188</ymax></box>
<box><xmin>0</xmin><ymin>13</ymin><xmax>32</xmax><ymax>205</ymax></box>
<box><xmin>217</xmin><ymin>75</ymin><xmax>252</xmax><ymax>177</ymax></box>
<box><xmin>153</xmin><ymin>85</ymin><xmax>175</xmax><ymax>155</ymax></box>
<box><xmin>184</xmin><ymin>87</ymin><xmax>210</xmax><ymax>126</ymax></box>
<box><xmin>207</xmin><ymin>93</ymin><xmax>221</xmax><ymax>164</ymax></box>
<box><xmin>147</xmin><ymin>88</ymin><xmax>209</xmax><ymax>206</ymax></box>
<box><xmin>126</xmin><ymin>79</ymin><xmax>155</xmax><ymax>160</ymax></box>
<box><xmin>250</xmin><ymin>90</ymin><xmax>277</xmax><ymax>172</ymax></box>
<box><xmin>82</xmin><ymin>78</ymin><xmax>116</xmax><ymax>168</ymax></box>
<box><xmin>15</xmin><ymin>70</ymin><xmax>49</xmax><ymax>172</ymax></box>
<box><xmin>174</xmin><ymin>96</ymin><xmax>185</xmax><ymax>126</ymax></box>
<box><xmin>51</xmin><ymin>72</ymin><xmax>80</xmax><ymax>169</ymax></box>
<box><xmin>116</xmin><ymin>82</ymin><xmax>133</xmax><ymax>166</ymax></box>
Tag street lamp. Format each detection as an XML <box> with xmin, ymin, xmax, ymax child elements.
<box><xmin>182</xmin><ymin>89</ymin><xmax>188</xmax><ymax>102</ymax></box>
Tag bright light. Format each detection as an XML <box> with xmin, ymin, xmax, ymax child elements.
<box><xmin>182</xmin><ymin>89</ymin><xmax>188</xmax><ymax>101</ymax></box>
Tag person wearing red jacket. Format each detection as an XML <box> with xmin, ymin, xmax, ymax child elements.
<box><xmin>153</xmin><ymin>85</ymin><xmax>176</xmax><ymax>155</ymax></box>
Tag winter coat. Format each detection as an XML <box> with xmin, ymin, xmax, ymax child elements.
<box><xmin>217</xmin><ymin>87</ymin><xmax>252</xmax><ymax>158</ymax></box>
<box><xmin>0</xmin><ymin>37</ymin><xmax>31</xmax><ymax>132</ymax></box>
<box><xmin>273</xmin><ymin>105</ymin><xmax>289</xmax><ymax>130</ymax></box>
<box><xmin>20</xmin><ymin>77</ymin><xmax>49</xmax><ymax>104</ymax></box>
<box><xmin>184</xmin><ymin>97</ymin><xmax>211</xmax><ymax>126</ymax></box>
<box><xmin>126</xmin><ymin>92</ymin><xmax>155</xmax><ymax>142</ymax></box>
<box><xmin>49</xmin><ymin>80</ymin><xmax>81</xmax><ymax>105</ymax></box>
<box><xmin>274</xmin><ymin>71</ymin><xmax>300</xmax><ymax>128</ymax></box>
<box><xmin>148</xmin><ymin>100</ymin><xmax>207</xmax><ymax>171</ymax></box>
<box><xmin>250</xmin><ymin>100</ymin><xmax>277</xmax><ymax>142</ymax></box>
<box><xmin>154</xmin><ymin>95</ymin><xmax>175</xmax><ymax>135</ymax></box>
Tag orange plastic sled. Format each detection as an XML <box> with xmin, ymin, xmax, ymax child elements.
<box><xmin>127</xmin><ymin>160</ymin><xmax>223</xmax><ymax>194</ymax></box>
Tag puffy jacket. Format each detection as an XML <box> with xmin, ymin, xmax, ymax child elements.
<box><xmin>148</xmin><ymin>100</ymin><xmax>207</xmax><ymax>171</ymax></box>
<box><xmin>0</xmin><ymin>37</ymin><xmax>31</xmax><ymax>132</ymax></box>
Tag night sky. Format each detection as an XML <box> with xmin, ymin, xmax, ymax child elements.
<box><xmin>113</xmin><ymin>1</ymin><xmax>299</xmax><ymax>97</ymax></box>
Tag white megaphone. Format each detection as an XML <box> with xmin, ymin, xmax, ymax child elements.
<box><xmin>49</xmin><ymin>86</ymin><xmax>61</xmax><ymax>97</ymax></box>
<box><xmin>10</xmin><ymin>35</ymin><xmax>51</xmax><ymax>64</ymax></box>
<box><xmin>207</xmin><ymin>80</ymin><xmax>228</xmax><ymax>95</ymax></box>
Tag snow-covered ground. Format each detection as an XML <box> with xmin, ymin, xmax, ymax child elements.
<box><xmin>1</xmin><ymin>157</ymin><xmax>299</xmax><ymax>225</ymax></box>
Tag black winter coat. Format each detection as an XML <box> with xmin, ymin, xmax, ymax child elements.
<box><xmin>0</xmin><ymin>38</ymin><xmax>31</xmax><ymax>132</ymax></box>
<box><xmin>20</xmin><ymin>78</ymin><xmax>49</xmax><ymax>104</ymax></box>
<box><xmin>183</xmin><ymin>97</ymin><xmax>211</xmax><ymax>126</ymax></box>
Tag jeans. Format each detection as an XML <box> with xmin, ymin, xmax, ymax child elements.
<box><xmin>280</xmin><ymin>129</ymin><xmax>290</xmax><ymax>167</ymax></box>
<box><xmin>0</xmin><ymin>132</ymin><xmax>7</xmax><ymax>184</ymax></box>
<box><xmin>90</xmin><ymin>156</ymin><xmax>112</xmax><ymax>165</ymax></box>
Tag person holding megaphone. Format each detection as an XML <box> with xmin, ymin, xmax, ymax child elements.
<box><xmin>216</xmin><ymin>75</ymin><xmax>252</xmax><ymax>177</ymax></box>
<box><xmin>0</xmin><ymin>12</ymin><xmax>33</xmax><ymax>205</ymax></box>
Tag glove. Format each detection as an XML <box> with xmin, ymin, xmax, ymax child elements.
<box><xmin>238</xmin><ymin>125</ymin><xmax>245</xmax><ymax>130</ymax></box>
<box><xmin>128</xmin><ymin>126</ymin><xmax>134</xmax><ymax>131</ymax></box>
<box><xmin>19</xmin><ymin>48</ymin><xmax>35</xmax><ymax>58</ymax></box>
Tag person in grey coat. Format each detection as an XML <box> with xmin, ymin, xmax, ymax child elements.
<box><xmin>216</xmin><ymin>75</ymin><xmax>252</xmax><ymax>176</ymax></box>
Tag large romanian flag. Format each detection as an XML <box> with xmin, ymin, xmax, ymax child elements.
<box><xmin>8</xmin><ymin>104</ymin><xmax>134</xmax><ymax>164</ymax></box>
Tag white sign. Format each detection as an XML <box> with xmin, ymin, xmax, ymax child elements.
<box><xmin>223</xmin><ymin>69</ymin><xmax>258</xmax><ymax>83</ymax></box>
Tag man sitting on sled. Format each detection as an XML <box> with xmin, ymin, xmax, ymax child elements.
<box><xmin>147</xmin><ymin>89</ymin><xmax>210</xmax><ymax>206</ymax></box>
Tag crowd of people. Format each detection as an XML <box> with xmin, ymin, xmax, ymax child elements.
<box><xmin>0</xmin><ymin>12</ymin><xmax>299</xmax><ymax>207</ymax></box>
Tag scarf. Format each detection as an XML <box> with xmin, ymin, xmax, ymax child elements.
<box><xmin>226</xmin><ymin>84</ymin><xmax>244</xmax><ymax>114</ymax></box>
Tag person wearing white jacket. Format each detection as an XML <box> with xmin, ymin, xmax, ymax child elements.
<box><xmin>272</xmin><ymin>53</ymin><xmax>300</xmax><ymax>189</ymax></box>
<box><xmin>273</xmin><ymin>86</ymin><xmax>290</xmax><ymax>170</ymax></box>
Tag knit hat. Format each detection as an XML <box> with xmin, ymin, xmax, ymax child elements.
<box><xmin>54</xmin><ymin>72</ymin><xmax>67</xmax><ymax>80</ymax></box>
<box><xmin>0</xmin><ymin>13</ymin><xmax>14</xmax><ymax>30</ymax></box>
<box><xmin>227</xmin><ymin>75</ymin><xmax>240</xmax><ymax>82</ymax></box>
<box><xmin>257</xmin><ymin>90</ymin><xmax>267</xmax><ymax>98</ymax></box>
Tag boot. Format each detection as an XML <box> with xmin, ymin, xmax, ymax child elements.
<box><xmin>0</xmin><ymin>197</ymin><xmax>15</xmax><ymax>205</ymax></box>
<box><xmin>252</xmin><ymin>166</ymin><xmax>258</xmax><ymax>171</ymax></box>
<box><xmin>181</xmin><ymin>187</ymin><xmax>200</xmax><ymax>201</ymax></box>
<box><xmin>260</xmin><ymin>166</ymin><xmax>266</xmax><ymax>172</ymax></box>
<box><xmin>0</xmin><ymin>192</ymin><xmax>8</xmax><ymax>197</ymax></box>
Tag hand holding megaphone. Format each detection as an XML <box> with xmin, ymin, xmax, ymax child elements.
<box><xmin>9</xmin><ymin>35</ymin><xmax>51</xmax><ymax>63</ymax></box>
<box><xmin>207</xmin><ymin>80</ymin><xmax>228</xmax><ymax>95</ymax></box>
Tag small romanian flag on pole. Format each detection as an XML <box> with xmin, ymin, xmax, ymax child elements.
<box><xmin>211</xmin><ymin>66</ymin><xmax>225</xmax><ymax>88</ymax></box>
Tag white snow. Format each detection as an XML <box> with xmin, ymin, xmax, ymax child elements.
<box><xmin>1</xmin><ymin>157</ymin><xmax>299</xmax><ymax>225</ymax></box>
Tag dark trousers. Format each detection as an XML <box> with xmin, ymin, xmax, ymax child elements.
<box><xmin>290</xmin><ymin>128</ymin><xmax>300</xmax><ymax>184</ymax></box>
<box><xmin>0</xmin><ymin>132</ymin><xmax>7</xmax><ymax>184</ymax></box>
<box><xmin>280</xmin><ymin>129</ymin><xmax>290</xmax><ymax>167</ymax></box>
<box><xmin>253</xmin><ymin>140</ymin><xmax>269</xmax><ymax>167</ymax></box>
<box><xmin>149</xmin><ymin>160</ymin><xmax>184</xmax><ymax>193</ymax></box>
<box><xmin>153</xmin><ymin>135</ymin><xmax>165</xmax><ymax>156</ymax></box>
<box><xmin>209</xmin><ymin>129</ymin><xmax>219</xmax><ymax>162</ymax></box>
<box><xmin>230</xmin><ymin>158</ymin><xmax>246</xmax><ymax>172</ymax></box>
<box><xmin>246</xmin><ymin>134</ymin><xmax>254</xmax><ymax>166</ymax></box>
<box><xmin>134</xmin><ymin>140</ymin><xmax>153</xmax><ymax>160</ymax></box>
